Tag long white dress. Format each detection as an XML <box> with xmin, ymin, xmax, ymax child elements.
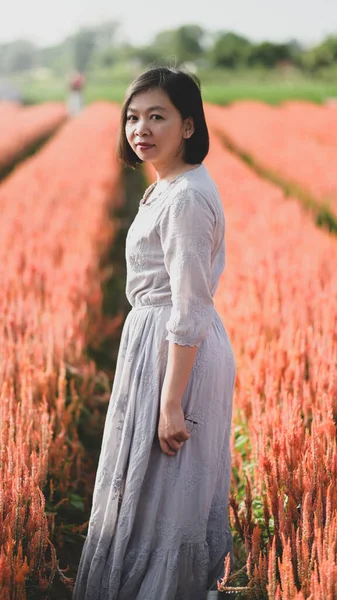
<box><xmin>72</xmin><ymin>163</ymin><xmax>236</xmax><ymax>600</ymax></box>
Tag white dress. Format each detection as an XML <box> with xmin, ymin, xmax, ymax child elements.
<box><xmin>72</xmin><ymin>163</ymin><xmax>236</xmax><ymax>600</ymax></box>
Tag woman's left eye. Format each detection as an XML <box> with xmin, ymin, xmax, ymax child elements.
<box><xmin>150</xmin><ymin>114</ymin><xmax>162</xmax><ymax>120</ymax></box>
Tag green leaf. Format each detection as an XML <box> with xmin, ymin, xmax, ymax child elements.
<box><xmin>68</xmin><ymin>493</ymin><xmax>85</xmax><ymax>511</ymax></box>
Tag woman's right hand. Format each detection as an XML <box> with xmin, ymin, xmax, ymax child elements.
<box><xmin>158</xmin><ymin>403</ymin><xmax>190</xmax><ymax>457</ymax></box>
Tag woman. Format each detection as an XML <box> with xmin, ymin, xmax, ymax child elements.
<box><xmin>72</xmin><ymin>67</ymin><xmax>236</xmax><ymax>600</ymax></box>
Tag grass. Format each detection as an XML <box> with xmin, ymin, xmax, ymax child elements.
<box><xmin>202</xmin><ymin>79</ymin><xmax>337</xmax><ymax>105</ymax></box>
<box><xmin>12</xmin><ymin>66</ymin><xmax>337</xmax><ymax>106</ymax></box>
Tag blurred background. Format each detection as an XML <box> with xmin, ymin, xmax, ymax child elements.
<box><xmin>1</xmin><ymin>0</ymin><xmax>337</xmax><ymax>106</ymax></box>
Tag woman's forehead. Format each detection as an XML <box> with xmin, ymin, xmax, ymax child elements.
<box><xmin>128</xmin><ymin>89</ymin><xmax>172</xmax><ymax>112</ymax></box>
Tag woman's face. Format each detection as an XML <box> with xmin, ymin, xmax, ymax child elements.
<box><xmin>125</xmin><ymin>88</ymin><xmax>194</xmax><ymax>168</ymax></box>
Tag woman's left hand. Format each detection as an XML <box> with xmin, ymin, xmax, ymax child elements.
<box><xmin>158</xmin><ymin>403</ymin><xmax>190</xmax><ymax>457</ymax></box>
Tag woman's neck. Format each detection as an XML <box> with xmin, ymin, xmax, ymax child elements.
<box><xmin>153</xmin><ymin>161</ymin><xmax>201</xmax><ymax>182</ymax></box>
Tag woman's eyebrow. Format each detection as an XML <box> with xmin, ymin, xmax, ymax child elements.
<box><xmin>127</xmin><ymin>105</ymin><xmax>168</xmax><ymax>113</ymax></box>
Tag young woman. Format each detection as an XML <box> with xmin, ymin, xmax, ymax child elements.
<box><xmin>72</xmin><ymin>67</ymin><xmax>236</xmax><ymax>600</ymax></box>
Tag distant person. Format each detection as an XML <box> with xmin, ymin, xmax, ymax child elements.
<box><xmin>67</xmin><ymin>71</ymin><xmax>86</xmax><ymax>116</ymax></box>
<box><xmin>72</xmin><ymin>66</ymin><xmax>236</xmax><ymax>600</ymax></box>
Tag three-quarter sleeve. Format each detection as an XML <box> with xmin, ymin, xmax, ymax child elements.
<box><xmin>158</xmin><ymin>187</ymin><xmax>216</xmax><ymax>347</ymax></box>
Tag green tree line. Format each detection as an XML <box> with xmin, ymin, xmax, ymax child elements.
<box><xmin>1</xmin><ymin>22</ymin><xmax>337</xmax><ymax>76</ymax></box>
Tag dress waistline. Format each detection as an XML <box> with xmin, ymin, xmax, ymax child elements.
<box><xmin>132</xmin><ymin>303</ymin><xmax>173</xmax><ymax>311</ymax></box>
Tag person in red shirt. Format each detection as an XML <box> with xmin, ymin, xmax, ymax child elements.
<box><xmin>67</xmin><ymin>71</ymin><xmax>86</xmax><ymax>116</ymax></box>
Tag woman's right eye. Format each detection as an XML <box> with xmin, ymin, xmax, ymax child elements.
<box><xmin>126</xmin><ymin>115</ymin><xmax>137</xmax><ymax>121</ymax></box>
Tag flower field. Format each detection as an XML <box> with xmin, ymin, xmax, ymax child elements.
<box><xmin>0</xmin><ymin>99</ymin><xmax>336</xmax><ymax>598</ymax></box>
<box><xmin>0</xmin><ymin>102</ymin><xmax>122</xmax><ymax>598</ymax></box>
<box><xmin>206</xmin><ymin>101</ymin><xmax>337</xmax><ymax>226</ymax></box>
<box><xmin>0</xmin><ymin>102</ymin><xmax>67</xmax><ymax>174</ymax></box>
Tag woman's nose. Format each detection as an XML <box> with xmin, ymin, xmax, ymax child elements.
<box><xmin>135</xmin><ymin>120</ymin><xmax>150</xmax><ymax>137</ymax></box>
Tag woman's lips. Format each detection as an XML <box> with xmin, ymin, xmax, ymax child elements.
<box><xmin>137</xmin><ymin>143</ymin><xmax>155</xmax><ymax>150</ymax></box>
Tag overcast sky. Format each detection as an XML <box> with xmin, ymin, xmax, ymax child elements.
<box><xmin>1</xmin><ymin>0</ymin><xmax>337</xmax><ymax>47</ymax></box>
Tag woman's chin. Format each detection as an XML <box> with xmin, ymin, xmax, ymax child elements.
<box><xmin>135</xmin><ymin>146</ymin><xmax>158</xmax><ymax>161</ymax></box>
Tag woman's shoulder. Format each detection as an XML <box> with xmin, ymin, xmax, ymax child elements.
<box><xmin>166</xmin><ymin>164</ymin><xmax>224</xmax><ymax>218</ymax></box>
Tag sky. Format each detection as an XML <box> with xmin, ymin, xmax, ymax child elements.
<box><xmin>1</xmin><ymin>0</ymin><xmax>337</xmax><ymax>48</ymax></box>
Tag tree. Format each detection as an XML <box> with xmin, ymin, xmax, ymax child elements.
<box><xmin>97</xmin><ymin>47</ymin><xmax>116</xmax><ymax>68</ymax></box>
<box><xmin>174</xmin><ymin>25</ymin><xmax>205</xmax><ymax>62</ymax></box>
<box><xmin>72</xmin><ymin>21</ymin><xmax>121</xmax><ymax>72</ymax></box>
<box><xmin>131</xmin><ymin>44</ymin><xmax>163</xmax><ymax>66</ymax></box>
<box><xmin>247</xmin><ymin>41</ymin><xmax>294</xmax><ymax>68</ymax></box>
<box><xmin>94</xmin><ymin>21</ymin><xmax>120</xmax><ymax>50</ymax></box>
<box><xmin>208</xmin><ymin>32</ymin><xmax>252</xmax><ymax>68</ymax></box>
<box><xmin>300</xmin><ymin>36</ymin><xmax>337</xmax><ymax>71</ymax></box>
<box><xmin>73</xmin><ymin>28</ymin><xmax>96</xmax><ymax>72</ymax></box>
<box><xmin>36</xmin><ymin>38</ymin><xmax>74</xmax><ymax>75</ymax></box>
<box><xmin>151</xmin><ymin>25</ymin><xmax>205</xmax><ymax>65</ymax></box>
<box><xmin>0</xmin><ymin>40</ymin><xmax>37</xmax><ymax>74</ymax></box>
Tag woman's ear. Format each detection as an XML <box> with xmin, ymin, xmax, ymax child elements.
<box><xmin>183</xmin><ymin>117</ymin><xmax>195</xmax><ymax>139</ymax></box>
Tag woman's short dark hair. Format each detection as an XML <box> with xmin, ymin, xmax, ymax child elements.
<box><xmin>117</xmin><ymin>67</ymin><xmax>209</xmax><ymax>168</ymax></box>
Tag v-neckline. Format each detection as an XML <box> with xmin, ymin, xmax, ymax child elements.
<box><xmin>140</xmin><ymin>180</ymin><xmax>170</xmax><ymax>206</ymax></box>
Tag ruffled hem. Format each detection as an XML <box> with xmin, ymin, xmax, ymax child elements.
<box><xmin>75</xmin><ymin>540</ymin><xmax>210</xmax><ymax>600</ymax></box>
<box><xmin>118</xmin><ymin>541</ymin><xmax>209</xmax><ymax>600</ymax></box>
<box><xmin>73</xmin><ymin>533</ymin><xmax>234</xmax><ymax>600</ymax></box>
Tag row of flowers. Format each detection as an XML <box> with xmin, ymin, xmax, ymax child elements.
<box><xmin>202</xmin><ymin>122</ymin><xmax>337</xmax><ymax>598</ymax></box>
<box><xmin>205</xmin><ymin>101</ymin><xmax>337</xmax><ymax>219</ymax></box>
<box><xmin>0</xmin><ymin>101</ymin><xmax>67</xmax><ymax>172</ymax></box>
<box><xmin>0</xmin><ymin>102</ymin><xmax>122</xmax><ymax>598</ymax></box>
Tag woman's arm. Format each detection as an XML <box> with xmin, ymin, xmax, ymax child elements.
<box><xmin>162</xmin><ymin>342</ymin><xmax>199</xmax><ymax>406</ymax></box>
<box><xmin>158</xmin><ymin>343</ymin><xmax>198</xmax><ymax>457</ymax></box>
<box><xmin>157</xmin><ymin>187</ymin><xmax>216</xmax><ymax>456</ymax></box>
